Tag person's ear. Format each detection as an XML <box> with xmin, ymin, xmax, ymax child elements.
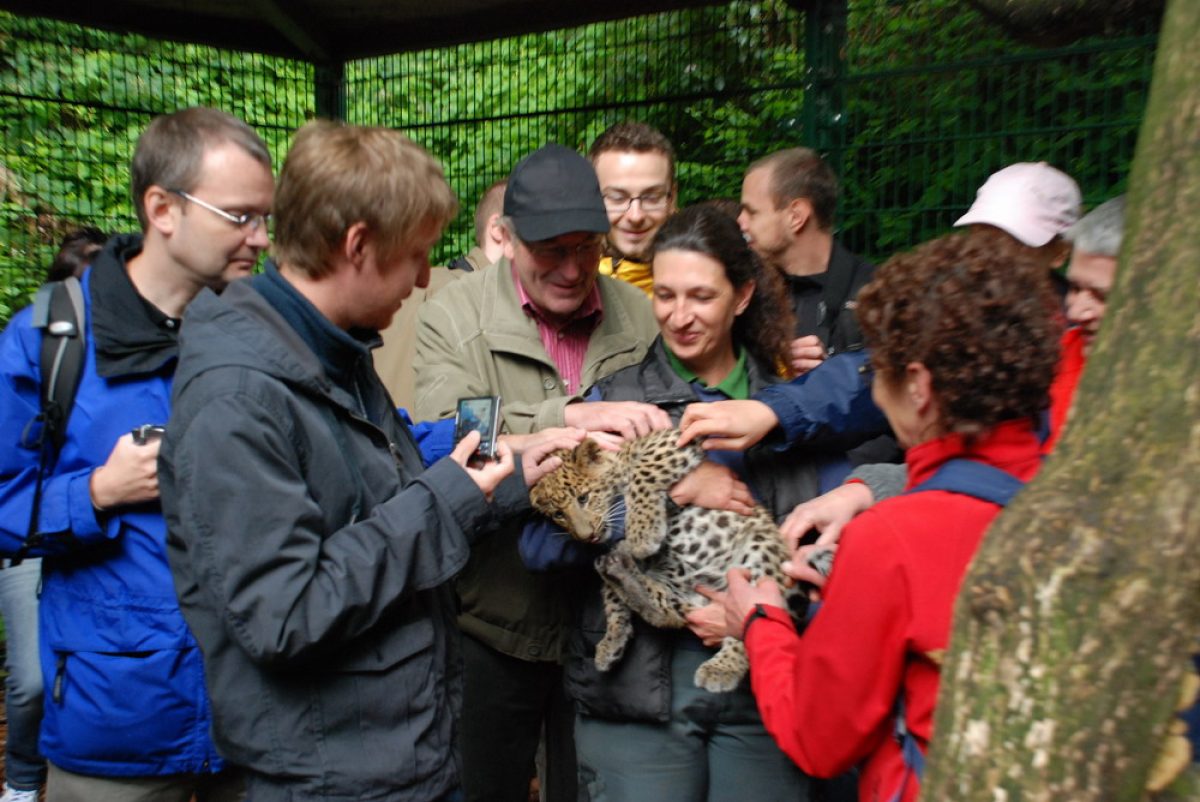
<box><xmin>905</xmin><ymin>362</ymin><xmax>934</xmax><ymax>411</ymax></box>
<box><xmin>786</xmin><ymin>198</ymin><xmax>812</xmax><ymax>235</ymax></box>
<box><xmin>142</xmin><ymin>186</ymin><xmax>179</xmax><ymax>237</ymax></box>
<box><xmin>734</xmin><ymin>281</ymin><xmax>755</xmax><ymax>316</ymax></box>
<box><xmin>486</xmin><ymin>213</ymin><xmax>505</xmax><ymax>247</ymax></box>
<box><xmin>1046</xmin><ymin>238</ymin><xmax>1072</xmax><ymax>269</ymax></box>
<box><xmin>342</xmin><ymin>222</ymin><xmax>371</xmax><ymax>268</ymax></box>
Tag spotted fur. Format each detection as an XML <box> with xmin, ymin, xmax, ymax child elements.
<box><xmin>530</xmin><ymin>427</ymin><xmax>797</xmax><ymax>692</ymax></box>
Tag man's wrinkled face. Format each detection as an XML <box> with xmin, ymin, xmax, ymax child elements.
<box><xmin>737</xmin><ymin>167</ymin><xmax>790</xmax><ymax>264</ymax></box>
<box><xmin>505</xmin><ymin>229</ymin><xmax>604</xmax><ymax>325</ymax></box>
<box><xmin>1064</xmin><ymin>247</ymin><xmax>1116</xmax><ymax>347</ymax></box>
<box><xmin>594</xmin><ymin>150</ymin><xmax>675</xmax><ymax>263</ymax></box>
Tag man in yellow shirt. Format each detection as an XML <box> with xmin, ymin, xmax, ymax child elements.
<box><xmin>588</xmin><ymin>122</ymin><xmax>677</xmax><ymax>295</ymax></box>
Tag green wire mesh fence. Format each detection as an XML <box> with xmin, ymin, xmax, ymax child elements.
<box><xmin>1</xmin><ymin>0</ymin><xmax>1157</xmax><ymax>324</ymax></box>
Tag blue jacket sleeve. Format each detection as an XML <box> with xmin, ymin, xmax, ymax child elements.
<box><xmin>754</xmin><ymin>350</ymin><xmax>888</xmax><ymax>450</ymax></box>
<box><xmin>0</xmin><ymin>308</ymin><xmax>106</xmax><ymax>555</ymax></box>
<box><xmin>397</xmin><ymin>408</ymin><xmax>456</xmax><ymax>467</ymax></box>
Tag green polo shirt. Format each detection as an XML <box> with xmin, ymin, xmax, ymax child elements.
<box><xmin>663</xmin><ymin>345</ymin><xmax>751</xmax><ymax>400</ymax></box>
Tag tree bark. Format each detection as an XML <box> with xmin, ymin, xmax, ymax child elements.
<box><xmin>923</xmin><ymin>0</ymin><xmax>1200</xmax><ymax>799</ymax></box>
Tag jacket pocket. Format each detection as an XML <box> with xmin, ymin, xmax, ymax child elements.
<box><xmin>42</xmin><ymin>648</ymin><xmax>204</xmax><ymax>769</ymax></box>
<box><xmin>309</xmin><ymin>615</ymin><xmax>446</xmax><ymax>788</ymax></box>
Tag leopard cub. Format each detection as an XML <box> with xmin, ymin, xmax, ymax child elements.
<box><xmin>530</xmin><ymin>427</ymin><xmax>797</xmax><ymax>693</ymax></box>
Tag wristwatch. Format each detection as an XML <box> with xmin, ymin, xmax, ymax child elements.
<box><xmin>743</xmin><ymin>603</ymin><xmax>773</xmax><ymax>638</ymax></box>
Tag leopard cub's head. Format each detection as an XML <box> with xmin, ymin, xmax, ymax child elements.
<box><xmin>530</xmin><ymin>438</ymin><xmax>618</xmax><ymax>544</ymax></box>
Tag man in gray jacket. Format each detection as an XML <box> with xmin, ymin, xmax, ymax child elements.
<box><xmin>159</xmin><ymin>121</ymin><xmax>575</xmax><ymax>802</ymax></box>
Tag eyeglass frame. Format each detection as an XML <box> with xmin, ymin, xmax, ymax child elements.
<box><xmin>601</xmin><ymin>188</ymin><xmax>673</xmax><ymax>214</ymax></box>
<box><xmin>520</xmin><ymin>235</ymin><xmax>605</xmax><ymax>264</ymax></box>
<box><xmin>168</xmin><ymin>188</ymin><xmax>272</xmax><ymax>232</ymax></box>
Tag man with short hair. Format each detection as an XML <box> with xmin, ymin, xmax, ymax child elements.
<box><xmin>449</xmin><ymin>178</ymin><xmax>509</xmax><ymax>272</ymax></box>
<box><xmin>0</xmin><ymin>106</ymin><xmax>272</xmax><ymax>801</ymax></box>
<box><xmin>414</xmin><ymin>143</ymin><xmax>668</xmax><ymax>802</ymax></box>
<box><xmin>739</xmin><ymin>148</ymin><xmax>874</xmax><ymax>375</ymax></box>
<box><xmin>588</xmin><ymin>122</ymin><xmax>677</xmax><ymax>295</ymax></box>
<box><xmin>159</xmin><ymin>121</ymin><xmax>573</xmax><ymax>801</ymax></box>
<box><xmin>376</xmin><ymin>179</ymin><xmax>509</xmax><ymax>410</ymax></box>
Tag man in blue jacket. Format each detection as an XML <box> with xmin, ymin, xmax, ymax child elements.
<box><xmin>0</xmin><ymin>107</ymin><xmax>274</xmax><ymax>800</ymax></box>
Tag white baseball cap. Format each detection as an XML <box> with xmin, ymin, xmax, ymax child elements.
<box><xmin>954</xmin><ymin>162</ymin><xmax>1082</xmax><ymax>247</ymax></box>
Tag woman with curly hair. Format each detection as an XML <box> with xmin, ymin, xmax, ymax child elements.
<box><xmin>707</xmin><ymin>232</ymin><xmax>1060</xmax><ymax>802</ymax></box>
<box><xmin>557</xmin><ymin>204</ymin><xmax>814</xmax><ymax>801</ymax></box>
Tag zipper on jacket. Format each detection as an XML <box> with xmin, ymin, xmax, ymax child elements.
<box><xmin>52</xmin><ymin>653</ymin><xmax>66</xmax><ymax>703</ymax></box>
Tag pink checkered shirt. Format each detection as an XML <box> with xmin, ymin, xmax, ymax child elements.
<box><xmin>513</xmin><ymin>268</ymin><xmax>604</xmax><ymax>394</ymax></box>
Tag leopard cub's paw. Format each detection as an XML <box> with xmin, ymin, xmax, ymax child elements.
<box><xmin>594</xmin><ymin>637</ymin><xmax>626</xmax><ymax>672</ymax></box>
<box><xmin>624</xmin><ymin>533</ymin><xmax>662</xmax><ymax>560</ymax></box>
<box><xmin>596</xmin><ymin>549</ymin><xmax>635</xmax><ymax>577</ymax></box>
<box><xmin>694</xmin><ymin>660</ymin><xmax>744</xmax><ymax>693</ymax></box>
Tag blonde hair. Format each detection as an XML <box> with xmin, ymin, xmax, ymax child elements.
<box><xmin>273</xmin><ymin>120</ymin><xmax>457</xmax><ymax>278</ymax></box>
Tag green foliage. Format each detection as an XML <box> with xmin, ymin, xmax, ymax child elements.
<box><xmin>0</xmin><ymin>12</ymin><xmax>313</xmax><ymax>322</ymax></box>
<box><xmin>0</xmin><ymin>1</ymin><xmax>1156</xmax><ymax>325</ymax></box>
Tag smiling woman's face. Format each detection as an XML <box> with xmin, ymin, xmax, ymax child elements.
<box><xmin>652</xmin><ymin>249</ymin><xmax>752</xmax><ymax>382</ymax></box>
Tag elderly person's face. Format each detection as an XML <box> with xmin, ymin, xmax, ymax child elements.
<box><xmin>1064</xmin><ymin>247</ymin><xmax>1116</xmax><ymax>350</ymax></box>
<box><xmin>505</xmin><ymin>229</ymin><xmax>604</xmax><ymax>325</ymax></box>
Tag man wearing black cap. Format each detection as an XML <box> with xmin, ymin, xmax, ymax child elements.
<box><xmin>413</xmin><ymin>144</ymin><xmax>665</xmax><ymax>802</ymax></box>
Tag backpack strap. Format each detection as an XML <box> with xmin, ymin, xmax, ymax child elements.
<box><xmin>907</xmin><ymin>458</ymin><xmax>1025</xmax><ymax>506</ymax></box>
<box><xmin>887</xmin><ymin>692</ymin><xmax>926</xmax><ymax>802</ymax></box>
<box><xmin>32</xmin><ymin>277</ymin><xmax>87</xmax><ymax>452</ymax></box>
<box><xmin>15</xmin><ymin>277</ymin><xmax>87</xmax><ymax>565</ymax></box>
<box><xmin>886</xmin><ymin>457</ymin><xmax>1026</xmax><ymax>799</ymax></box>
<box><xmin>817</xmin><ymin>245</ymin><xmax>865</xmax><ymax>355</ymax></box>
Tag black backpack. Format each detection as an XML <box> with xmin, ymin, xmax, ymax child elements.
<box><xmin>13</xmin><ymin>277</ymin><xmax>87</xmax><ymax>563</ymax></box>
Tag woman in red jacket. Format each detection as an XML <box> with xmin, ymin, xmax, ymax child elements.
<box><xmin>707</xmin><ymin>232</ymin><xmax>1061</xmax><ymax>802</ymax></box>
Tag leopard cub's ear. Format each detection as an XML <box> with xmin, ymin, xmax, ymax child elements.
<box><xmin>573</xmin><ymin>438</ymin><xmax>606</xmax><ymax>468</ymax></box>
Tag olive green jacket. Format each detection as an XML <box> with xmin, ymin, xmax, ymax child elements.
<box><xmin>414</xmin><ymin>259</ymin><xmax>657</xmax><ymax>661</ymax></box>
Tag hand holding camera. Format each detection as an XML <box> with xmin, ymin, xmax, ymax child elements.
<box><xmin>89</xmin><ymin>424</ymin><xmax>166</xmax><ymax>510</ymax></box>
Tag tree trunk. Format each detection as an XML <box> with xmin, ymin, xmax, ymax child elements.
<box><xmin>923</xmin><ymin>0</ymin><xmax>1200</xmax><ymax>799</ymax></box>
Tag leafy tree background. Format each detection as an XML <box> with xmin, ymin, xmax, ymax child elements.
<box><xmin>0</xmin><ymin>0</ymin><xmax>1156</xmax><ymax>324</ymax></box>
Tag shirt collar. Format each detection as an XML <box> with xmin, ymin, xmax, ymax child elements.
<box><xmin>250</xmin><ymin>260</ymin><xmax>377</xmax><ymax>389</ymax></box>
<box><xmin>88</xmin><ymin>233</ymin><xmax>181</xmax><ymax>378</ymax></box>
<box><xmin>663</xmin><ymin>345</ymin><xmax>751</xmax><ymax>400</ymax></box>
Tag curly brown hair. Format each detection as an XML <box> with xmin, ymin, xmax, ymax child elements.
<box><xmin>856</xmin><ymin>232</ymin><xmax>1060</xmax><ymax>437</ymax></box>
<box><xmin>652</xmin><ymin>205</ymin><xmax>797</xmax><ymax>377</ymax></box>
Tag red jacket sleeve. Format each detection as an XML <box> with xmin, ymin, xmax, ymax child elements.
<box><xmin>744</xmin><ymin>508</ymin><xmax>912</xmax><ymax>778</ymax></box>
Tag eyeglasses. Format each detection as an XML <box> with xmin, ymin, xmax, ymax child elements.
<box><xmin>523</xmin><ymin>238</ymin><xmax>603</xmax><ymax>263</ymax></box>
<box><xmin>602</xmin><ymin>190</ymin><xmax>672</xmax><ymax>214</ymax></box>
<box><xmin>169</xmin><ymin>189</ymin><xmax>271</xmax><ymax>232</ymax></box>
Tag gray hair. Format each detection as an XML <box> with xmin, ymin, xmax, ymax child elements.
<box><xmin>1065</xmin><ymin>195</ymin><xmax>1125</xmax><ymax>257</ymax></box>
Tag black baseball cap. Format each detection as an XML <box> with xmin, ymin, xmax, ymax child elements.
<box><xmin>504</xmin><ymin>144</ymin><xmax>610</xmax><ymax>242</ymax></box>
